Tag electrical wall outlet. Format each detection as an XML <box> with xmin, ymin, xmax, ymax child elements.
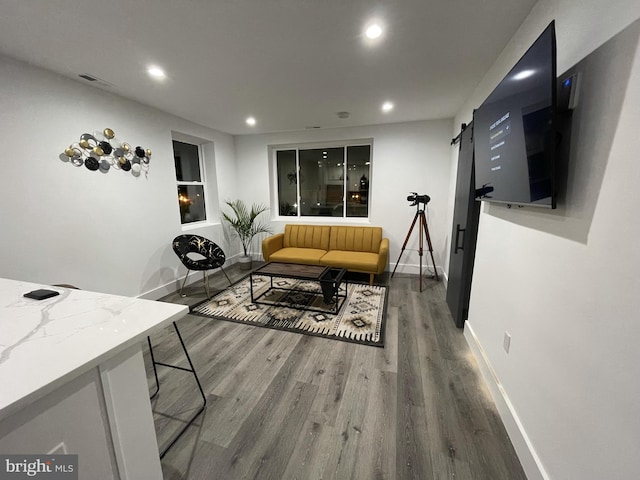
<box><xmin>503</xmin><ymin>332</ymin><xmax>511</xmax><ymax>354</ymax></box>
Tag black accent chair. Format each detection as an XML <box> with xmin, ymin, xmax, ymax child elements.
<box><xmin>172</xmin><ymin>235</ymin><xmax>232</xmax><ymax>298</ymax></box>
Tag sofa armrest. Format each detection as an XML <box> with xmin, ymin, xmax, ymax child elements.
<box><xmin>262</xmin><ymin>233</ymin><xmax>284</xmax><ymax>262</ymax></box>
<box><xmin>377</xmin><ymin>238</ymin><xmax>389</xmax><ymax>274</ymax></box>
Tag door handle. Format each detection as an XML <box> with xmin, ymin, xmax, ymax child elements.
<box><xmin>455</xmin><ymin>224</ymin><xmax>465</xmax><ymax>254</ymax></box>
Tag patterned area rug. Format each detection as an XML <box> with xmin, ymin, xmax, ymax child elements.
<box><xmin>190</xmin><ymin>275</ymin><xmax>388</xmax><ymax>347</ymax></box>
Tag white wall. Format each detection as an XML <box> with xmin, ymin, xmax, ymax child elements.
<box><xmin>233</xmin><ymin>120</ymin><xmax>453</xmax><ymax>275</ymax></box>
<box><xmin>0</xmin><ymin>53</ymin><xmax>453</xmax><ymax>295</ymax></box>
<box><xmin>0</xmin><ymin>55</ymin><xmax>237</xmax><ymax>297</ymax></box>
<box><xmin>449</xmin><ymin>1</ymin><xmax>640</xmax><ymax>479</ymax></box>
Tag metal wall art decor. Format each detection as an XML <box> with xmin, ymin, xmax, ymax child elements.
<box><xmin>61</xmin><ymin>128</ymin><xmax>151</xmax><ymax>177</ymax></box>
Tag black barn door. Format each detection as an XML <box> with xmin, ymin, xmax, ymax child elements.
<box><xmin>446</xmin><ymin>123</ymin><xmax>480</xmax><ymax>328</ymax></box>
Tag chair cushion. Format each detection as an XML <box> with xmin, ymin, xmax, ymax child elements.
<box><xmin>328</xmin><ymin>226</ymin><xmax>382</xmax><ymax>253</ymax></box>
<box><xmin>320</xmin><ymin>250</ymin><xmax>380</xmax><ymax>273</ymax></box>
<box><xmin>269</xmin><ymin>247</ymin><xmax>327</xmax><ymax>265</ymax></box>
<box><xmin>283</xmin><ymin>225</ymin><xmax>331</xmax><ymax>250</ymax></box>
<box><xmin>185</xmin><ymin>256</ymin><xmax>221</xmax><ymax>271</ymax></box>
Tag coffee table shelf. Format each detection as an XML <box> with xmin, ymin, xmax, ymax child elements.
<box><xmin>250</xmin><ymin>262</ymin><xmax>347</xmax><ymax>314</ymax></box>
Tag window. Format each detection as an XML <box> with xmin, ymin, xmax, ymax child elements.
<box><xmin>173</xmin><ymin>140</ymin><xmax>207</xmax><ymax>224</ymax></box>
<box><xmin>274</xmin><ymin>142</ymin><xmax>371</xmax><ymax>218</ymax></box>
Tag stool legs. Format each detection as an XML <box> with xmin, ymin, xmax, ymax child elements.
<box><xmin>147</xmin><ymin>336</ymin><xmax>161</xmax><ymax>399</ymax></box>
<box><xmin>147</xmin><ymin>322</ymin><xmax>206</xmax><ymax>458</ymax></box>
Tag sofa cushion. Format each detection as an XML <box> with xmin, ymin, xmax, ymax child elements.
<box><xmin>320</xmin><ymin>250</ymin><xmax>380</xmax><ymax>273</ymax></box>
<box><xmin>329</xmin><ymin>226</ymin><xmax>383</xmax><ymax>253</ymax></box>
<box><xmin>284</xmin><ymin>225</ymin><xmax>331</xmax><ymax>250</ymax></box>
<box><xmin>269</xmin><ymin>247</ymin><xmax>327</xmax><ymax>265</ymax></box>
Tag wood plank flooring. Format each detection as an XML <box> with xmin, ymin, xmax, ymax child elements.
<box><xmin>145</xmin><ymin>265</ymin><xmax>527</xmax><ymax>480</ymax></box>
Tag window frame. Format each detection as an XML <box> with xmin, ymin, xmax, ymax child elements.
<box><xmin>270</xmin><ymin>139</ymin><xmax>373</xmax><ymax>222</ymax></box>
<box><xmin>173</xmin><ymin>139</ymin><xmax>209</xmax><ymax>227</ymax></box>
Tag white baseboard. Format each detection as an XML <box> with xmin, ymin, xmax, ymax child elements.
<box><xmin>464</xmin><ymin>323</ymin><xmax>549</xmax><ymax>480</ymax></box>
<box><xmin>137</xmin><ymin>257</ymin><xmax>243</xmax><ymax>300</ymax></box>
<box><xmin>388</xmin><ymin>261</ymin><xmax>442</xmax><ymax>278</ymax></box>
<box><xmin>137</xmin><ymin>271</ymin><xmax>198</xmax><ymax>300</ymax></box>
<box><xmin>139</xmin><ymin>254</ymin><xmax>436</xmax><ymax>300</ymax></box>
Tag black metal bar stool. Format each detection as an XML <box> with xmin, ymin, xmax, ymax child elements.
<box><xmin>147</xmin><ymin>322</ymin><xmax>206</xmax><ymax>458</ymax></box>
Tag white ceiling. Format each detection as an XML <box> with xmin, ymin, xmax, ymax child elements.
<box><xmin>0</xmin><ymin>0</ymin><xmax>537</xmax><ymax>135</ymax></box>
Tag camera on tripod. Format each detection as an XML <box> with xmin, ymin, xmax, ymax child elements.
<box><xmin>393</xmin><ymin>191</ymin><xmax>439</xmax><ymax>290</ymax></box>
<box><xmin>407</xmin><ymin>192</ymin><xmax>431</xmax><ymax>207</ymax></box>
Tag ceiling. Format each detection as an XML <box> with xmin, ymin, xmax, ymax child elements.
<box><xmin>0</xmin><ymin>0</ymin><xmax>537</xmax><ymax>135</ymax></box>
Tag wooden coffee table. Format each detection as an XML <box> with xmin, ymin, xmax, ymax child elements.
<box><xmin>250</xmin><ymin>262</ymin><xmax>347</xmax><ymax>314</ymax></box>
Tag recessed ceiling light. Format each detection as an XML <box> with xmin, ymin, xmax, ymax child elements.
<box><xmin>513</xmin><ymin>69</ymin><xmax>535</xmax><ymax>80</ymax></box>
<box><xmin>365</xmin><ymin>23</ymin><xmax>383</xmax><ymax>39</ymax></box>
<box><xmin>382</xmin><ymin>101</ymin><xmax>394</xmax><ymax>112</ymax></box>
<box><xmin>147</xmin><ymin>66</ymin><xmax>166</xmax><ymax>79</ymax></box>
<box><xmin>246</xmin><ymin>117</ymin><xmax>256</xmax><ymax>126</ymax></box>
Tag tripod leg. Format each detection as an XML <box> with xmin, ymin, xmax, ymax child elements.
<box><xmin>421</xmin><ymin>212</ymin><xmax>440</xmax><ymax>281</ymax></box>
<box><xmin>418</xmin><ymin>212</ymin><xmax>424</xmax><ymax>292</ymax></box>
<box><xmin>391</xmin><ymin>211</ymin><xmax>420</xmax><ymax>277</ymax></box>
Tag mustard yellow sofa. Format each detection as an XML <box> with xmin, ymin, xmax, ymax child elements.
<box><xmin>261</xmin><ymin>224</ymin><xmax>389</xmax><ymax>285</ymax></box>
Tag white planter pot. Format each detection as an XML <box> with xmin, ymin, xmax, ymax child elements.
<box><xmin>238</xmin><ymin>255</ymin><xmax>252</xmax><ymax>270</ymax></box>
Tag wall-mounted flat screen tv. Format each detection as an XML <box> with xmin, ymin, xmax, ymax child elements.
<box><xmin>474</xmin><ymin>21</ymin><xmax>557</xmax><ymax>208</ymax></box>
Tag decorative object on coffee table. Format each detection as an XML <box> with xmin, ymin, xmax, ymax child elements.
<box><xmin>222</xmin><ymin>199</ymin><xmax>272</xmax><ymax>270</ymax></box>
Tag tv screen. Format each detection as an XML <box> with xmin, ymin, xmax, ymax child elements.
<box><xmin>474</xmin><ymin>21</ymin><xmax>557</xmax><ymax>208</ymax></box>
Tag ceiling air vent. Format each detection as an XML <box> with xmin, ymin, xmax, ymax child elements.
<box><xmin>79</xmin><ymin>73</ymin><xmax>97</xmax><ymax>81</ymax></box>
<box><xmin>78</xmin><ymin>73</ymin><xmax>112</xmax><ymax>87</ymax></box>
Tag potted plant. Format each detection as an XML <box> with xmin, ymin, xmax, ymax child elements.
<box><xmin>222</xmin><ymin>199</ymin><xmax>272</xmax><ymax>270</ymax></box>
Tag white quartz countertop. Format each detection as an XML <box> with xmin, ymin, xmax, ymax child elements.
<box><xmin>0</xmin><ymin>278</ymin><xmax>188</xmax><ymax>422</ymax></box>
